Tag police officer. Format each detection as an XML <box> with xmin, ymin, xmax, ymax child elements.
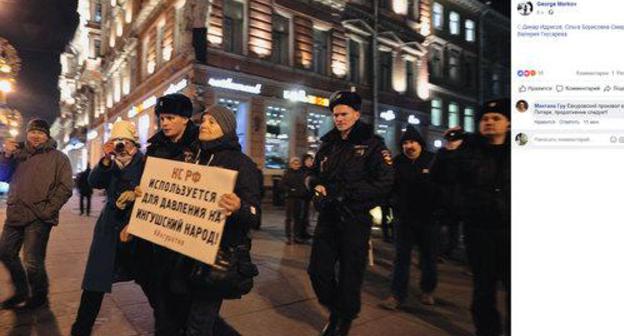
<box><xmin>432</xmin><ymin>98</ymin><xmax>511</xmax><ymax>336</ymax></box>
<box><xmin>307</xmin><ymin>91</ymin><xmax>394</xmax><ymax>336</ymax></box>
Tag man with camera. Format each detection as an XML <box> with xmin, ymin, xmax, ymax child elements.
<box><xmin>307</xmin><ymin>91</ymin><xmax>394</xmax><ymax>336</ymax></box>
<box><xmin>0</xmin><ymin>119</ymin><xmax>73</xmax><ymax>310</ymax></box>
<box><xmin>379</xmin><ymin>126</ymin><xmax>438</xmax><ymax>310</ymax></box>
<box><xmin>432</xmin><ymin>99</ymin><xmax>511</xmax><ymax>336</ymax></box>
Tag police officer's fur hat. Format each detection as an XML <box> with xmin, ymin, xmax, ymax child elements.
<box><xmin>477</xmin><ymin>98</ymin><xmax>511</xmax><ymax>121</ymax></box>
<box><xmin>155</xmin><ymin>93</ymin><xmax>193</xmax><ymax>118</ymax></box>
<box><xmin>328</xmin><ymin>90</ymin><xmax>362</xmax><ymax>112</ymax></box>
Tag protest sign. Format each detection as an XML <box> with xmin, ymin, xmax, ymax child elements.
<box><xmin>127</xmin><ymin>157</ymin><xmax>237</xmax><ymax>265</ymax></box>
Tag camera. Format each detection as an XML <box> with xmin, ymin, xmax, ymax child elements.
<box><xmin>113</xmin><ymin>139</ymin><xmax>126</xmax><ymax>154</ymax></box>
<box><xmin>444</xmin><ymin>129</ymin><xmax>465</xmax><ymax>141</ymax></box>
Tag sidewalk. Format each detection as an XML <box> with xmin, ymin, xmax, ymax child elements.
<box><xmin>0</xmin><ymin>194</ymin><xmax>492</xmax><ymax>335</ymax></box>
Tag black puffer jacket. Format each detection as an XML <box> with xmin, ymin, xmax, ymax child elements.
<box><xmin>392</xmin><ymin>151</ymin><xmax>436</xmax><ymax>222</ymax></box>
<box><xmin>309</xmin><ymin>120</ymin><xmax>394</xmax><ymax>213</ymax></box>
<box><xmin>281</xmin><ymin>168</ymin><xmax>308</xmax><ymax>199</ymax></box>
<box><xmin>432</xmin><ymin>133</ymin><xmax>511</xmax><ymax>230</ymax></box>
<box><xmin>196</xmin><ymin>133</ymin><xmax>261</xmax><ymax>248</ymax></box>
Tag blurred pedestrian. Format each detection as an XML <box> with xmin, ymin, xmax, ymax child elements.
<box><xmin>76</xmin><ymin>165</ymin><xmax>93</xmax><ymax>216</ymax></box>
<box><xmin>281</xmin><ymin>157</ymin><xmax>308</xmax><ymax>244</ymax></box>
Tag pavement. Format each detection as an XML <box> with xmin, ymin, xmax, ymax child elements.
<box><xmin>0</xmin><ymin>193</ymin><xmax>503</xmax><ymax>336</ymax></box>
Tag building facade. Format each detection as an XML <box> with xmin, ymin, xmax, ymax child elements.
<box><xmin>58</xmin><ymin>0</ymin><xmax>509</xmax><ymax>175</ymax></box>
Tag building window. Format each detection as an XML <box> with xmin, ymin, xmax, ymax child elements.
<box><xmin>223</xmin><ymin>0</ymin><xmax>244</xmax><ymax>54</ymax></box>
<box><xmin>492</xmin><ymin>73</ymin><xmax>500</xmax><ymax>96</ymax></box>
<box><xmin>92</xmin><ymin>39</ymin><xmax>101</xmax><ymax>58</ymax></box>
<box><xmin>448</xmin><ymin>102</ymin><xmax>459</xmax><ymax>128</ymax></box>
<box><xmin>348</xmin><ymin>39</ymin><xmax>361</xmax><ymax>83</ymax></box>
<box><xmin>265</xmin><ymin>105</ymin><xmax>291</xmax><ymax>169</ymax></box>
<box><xmin>449</xmin><ymin>53</ymin><xmax>459</xmax><ymax>81</ymax></box>
<box><xmin>271</xmin><ymin>14</ymin><xmax>289</xmax><ymax>65</ymax></box>
<box><xmin>307</xmin><ymin>112</ymin><xmax>333</xmax><ymax>152</ymax></box>
<box><xmin>465</xmin><ymin>19</ymin><xmax>475</xmax><ymax>42</ymax></box>
<box><xmin>430</xmin><ymin>48</ymin><xmax>443</xmax><ymax>79</ymax></box>
<box><xmin>406</xmin><ymin>60</ymin><xmax>414</xmax><ymax>95</ymax></box>
<box><xmin>408</xmin><ymin>0</ymin><xmax>419</xmax><ymax>20</ymax></box>
<box><xmin>464</xmin><ymin>58</ymin><xmax>475</xmax><ymax>88</ymax></box>
<box><xmin>431</xmin><ymin>99</ymin><xmax>442</xmax><ymax>126</ymax></box>
<box><xmin>464</xmin><ymin>107</ymin><xmax>475</xmax><ymax>132</ymax></box>
<box><xmin>94</xmin><ymin>1</ymin><xmax>102</xmax><ymax>23</ymax></box>
<box><xmin>433</xmin><ymin>3</ymin><xmax>444</xmax><ymax>30</ymax></box>
<box><xmin>313</xmin><ymin>29</ymin><xmax>329</xmax><ymax>75</ymax></box>
<box><xmin>379</xmin><ymin>51</ymin><xmax>392</xmax><ymax>91</ymax></box>
<box><xmin>449</xmin><ymin>11</ymin><xmax>460</xmax><ymax>35</ymax></box>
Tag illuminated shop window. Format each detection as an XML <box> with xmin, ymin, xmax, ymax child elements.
<box><xmin>265</xmin><ymin>106</ymin><xmax>291</xmax><ymax>169</ymax></box>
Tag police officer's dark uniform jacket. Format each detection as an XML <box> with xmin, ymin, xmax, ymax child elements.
<box><xmin>307</xmin><ymin>119</ymin><xmax>394</xmax><ymax>322</ymax></box>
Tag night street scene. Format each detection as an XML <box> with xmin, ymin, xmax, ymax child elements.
<box><xmin>0</xmin><ymin>0</ymin><xmax>510</xmax><ymax>335</ymax></box>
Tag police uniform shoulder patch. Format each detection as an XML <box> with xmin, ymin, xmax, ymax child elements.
<box><xmin>381</xmin><ymin>149</ymin><xmax>393</xmax><ymax>166</ymax></box>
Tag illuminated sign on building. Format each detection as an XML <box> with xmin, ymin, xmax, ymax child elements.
<box><xmin>408</xmin><ymin>115</ymin><xmax>421</xmax><ymax>125</ymax></box>
<box><xmin>380</xmin><ymin>110</ymin><xmax>396</xmax><ymax>121</ymax></box>
<box><xmin>283</xmin><ymin>90</ymin><xmax>329</xmax><ymax>107</ymax></box>
<box><xmin>164</xmin><ymin>79</ymin><xmax>188</xmax><ymax>95</ymax></box>
<box><xmin>208</xmin><ymin>78</ymin><xmax>262</xmax><ymax>94</ymax></box>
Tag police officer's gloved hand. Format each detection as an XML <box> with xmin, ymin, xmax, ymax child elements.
<box><xmin>312</xmin><ymin>189</ymin><xmax>329</xmax><ymax>211</ymax></box>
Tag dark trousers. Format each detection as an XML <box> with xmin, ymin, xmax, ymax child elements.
<box><xmin>285</xmin><ymin>198</ymin><xmax>306</xmax><ymax>240</ymax></box>
<box><xmin>302</xmin><ymin>199</ymin><xmax>311</xmax><ymax>235</ymax></box>
<box><xmin>80</xmin><ymin>194</ymin><xmax>92</xmax><ymax>216</ymax></box>
<box><xmin>439</xmin><ymin>212</ymin><xmax>461</xmax><ymax>258</ymax></box>
<box><xmin>71</xmin><ymin>290</ymin><xmax>105</xmax><ymax>336</ymax></box>
<box><xmin>391</xmin><ymin>219</ymin><xmax>439</xmax><ymax>301</ymax></box>
<box><xmin>0</xmin><ymin>221</ymin><xmax>52</xmax><ymax>298</ymax></box>
<box><xmin>186</xmin><ymin>297</ymin><xmax>241</xmax><ymax>336</ymax></box>
<box><xmin>308</xmin><ymin>209</ymin><xmax>372</xmax><ymax>320</ymax></box>
<box><xmin>465</xmin><ymin>227</ymin><xmax>511</xmax><ymax>336</ymax></box>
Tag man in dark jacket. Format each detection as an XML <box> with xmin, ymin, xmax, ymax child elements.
<box><xmin>76</xmin><ymin>165</ymin><xmax>93</xmax><ymax>216</ymax></box>
<box><xmin>432</xmin><ymin>99</ymin><xmax>511</xmax><ymax>336</ymax></box>
<box><xmin>379</xmin><ymin>126</ymin><xmax>439</xmax><ymax>310</ymax></box>
<box><xmin>137</xmin><ymin>93</ymin><xmax>200</xmax><ymax>335</ymax></box>
<box><xmin>281</xmin><ymin>157</ymin><xmax>309</xmax><ymax>244</ymax></box>
<box><xmin>0</xmin><ymin>119</ymin><xmax>73</xmax><ymax>310</ymax></box>
<box><xmin>307</xmin><ymin>91</ymin><xmax>394</xmax><ymax>336</ymax></box>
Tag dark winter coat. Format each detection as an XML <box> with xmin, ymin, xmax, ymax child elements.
<box><xmin>135</xmin><ymin>123</ymin><xmax>200</xmax><ymax>287</ymax></box>
<box><xmin>431</xmin><ymin>134</ymin><xmax>511</xmax><ymax>230</ymax></box>
<box><xmin>82</xmin><ymin>153</ymin><xmax>143</xmax><ymax>292</ymax></box>
<box><xmin>0</xmin><ymin>139</ymin><xmax>73</xmax><ymax>226</ymax></box>
<box><xmin>196</xmin><ymin>133</ymin><xmax>261</xmax><ymax>248</ymax></box>
<box><xmin>76</xmin><ymin>168</ymin><xmax>93</xmax><ymax>196</ymax></box>
<box><xmin>309</xmin><ymin>120</ymin><xmax>394</xmax><ymax>213</ymax></box>
<box><xmin>392</xmin><ymin>151</ymin><xmax>436</xmax><ymax>223</ymax></box>
<box><xmin>281</xmin><ymin>168</ymin><xmax>308</xmax><ymax>199</ymax></box>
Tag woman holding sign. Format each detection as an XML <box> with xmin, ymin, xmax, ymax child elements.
<box><xmin>157</xmin><ymin>105</ymin><xmax>261</xmax><ymax>336</ymax></box>
<box><xmin>71</xmin><ymin>121</ymin><xmax>143</xmax><ymax>336</ymax></box>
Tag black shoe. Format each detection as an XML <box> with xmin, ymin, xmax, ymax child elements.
<box><xmin>0</xmin><ymin>294</ymin><xmax>27</xmax><ymax>309</ymax></box>
<box><xmin>320</xmin><ymin>314</ymin><xmax>338</xmax><ymax>336</ymax></box>
<box><xmin>301</xmin><ymin>232</ymin><xmax>313</xmax><ymax>239</ymax></box>
<box><xmin>335</xmin><ymin>318</ymin><xmax>352</xmax><ymax>336</ymax></box>
<box><xmin>294</xmin><ymin>237</ymin><xmax>308</xmax><ymax>244</ymax></box>
<box><xmin>15</xmin><ymin>295</ymin><xmax>49</xmax><ymax>312</ymax></box>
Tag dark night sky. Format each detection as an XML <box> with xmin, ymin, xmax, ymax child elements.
<box><xmin>0</xmin><ymin>0</ymin><xmax>78</xmax><ymax>125</ymax></box>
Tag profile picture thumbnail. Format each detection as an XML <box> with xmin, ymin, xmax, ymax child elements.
<box><xmin>515</xmin><ymin>133</ymin><xmax>529</xmax><ymax>146</ymax></box>
<box><xmin>516</xmin><ymin>100</ymin><xmax>528</xmax><ymax>113</ymax></box>
<box><xmin>517</xmin><ymin>1</ymin><xmax>533</xmax><ymax>16</ymax></box>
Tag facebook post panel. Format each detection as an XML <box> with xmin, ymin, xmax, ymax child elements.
<box><xmin>514</xmin><ymin>1</ymin><xmax>624</xmax><ymax>334</ymax></box>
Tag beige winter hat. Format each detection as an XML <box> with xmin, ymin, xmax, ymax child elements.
<box><xmin>110</xmin><ymin>120</ymin><xmax>139</xmax><ymax>143</ymax></box>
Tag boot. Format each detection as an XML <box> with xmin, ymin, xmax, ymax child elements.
<box><xmin>334</xmin><ymin>318</ymin><xmax>352</xmax><ymax>336</ymax></box>
<box><xmin>320</xmin><ymin>314</ymin><xmax>338</xmax><ymax>336</ymax></box>
<box><xmin>0</xmin><ymin>293</ymin><xmax>27</xmax><ymax>309</ymax></box>
<box><xmin>15</xmin><ymin>293</ymin><xmax>49</xmax><ymax>312</ymax></box>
